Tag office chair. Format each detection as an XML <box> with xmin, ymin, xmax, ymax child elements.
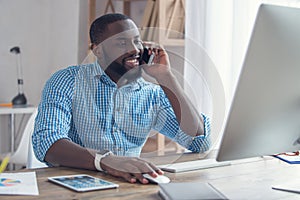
<box><xmin>5</xmin><ymin>109</ymin><xmax>46</xmax><ymax>169</ymax></box>
<box><xmin>27</xmin><ymin>131</ymin><xmax>47</xmax><ymax>169</ymax></box>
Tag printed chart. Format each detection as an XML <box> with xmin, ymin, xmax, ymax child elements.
<box><xmin>0</xmin><ymin>172</ymin><xmax>38</xmax><ymax>195</ymax></box>
<box><xmin>0</xmin><ymin>178</ymin><xmax>21</xmax><ymax>187</ymax></box>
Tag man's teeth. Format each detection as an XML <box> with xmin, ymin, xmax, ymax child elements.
<box><xmin>126</xmin><ymin>58</ymin><xmax>139</xmax><ymax>64</ymax></box>
<box><xmin>127</xmin><ymin>58</ymin><xmax>137</xmax><ymax>62</ymax></box>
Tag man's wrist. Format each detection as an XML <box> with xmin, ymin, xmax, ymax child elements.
<box><xmin>94</xmin><ymin>150</ymin><xmax>113</xmax><ymax>171</ymax></box>
<box><xmin>155</xmin><ymin>72</ymin><xmax>176</xmax><ymax>86</ymax></box>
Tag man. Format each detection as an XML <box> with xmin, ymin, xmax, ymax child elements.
<box><xmin>32</xmin><ymin>13</ymin><xmax>210</xmax><ymax>184</ymax></box>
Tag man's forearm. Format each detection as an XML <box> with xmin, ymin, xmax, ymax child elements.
<box><xmin>45</xmin><ymin>139</ymin><xmax>97</xmax><ymax>170</ymax></box>
<box><xmin>44</xmin><ymin>139</ymin><xmax>164</xmax><ymax>184</ymax></box>
<box><xmin>157</xmin><ymin>73</ymin><xmax>204</xmax><ymax>137</ymax></box>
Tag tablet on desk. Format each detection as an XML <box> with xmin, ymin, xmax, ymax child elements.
<box><xmin>48</xmin><ymin>174</ymin><xmax>119</xmax><ymax>192</ymax></box>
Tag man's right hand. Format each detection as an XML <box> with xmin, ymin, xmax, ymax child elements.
<box><xmin>44</xmin><ymin>140</ymin><xmax>164</xmax><ymax>184</ymax></box>
<box><xmin>100</xmin><ymin>155</ymin><xmax>164</xmax><ymax>184</ymax></box>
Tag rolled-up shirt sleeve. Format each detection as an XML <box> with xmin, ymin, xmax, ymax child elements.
<box><xmin>32</xmin><ymin>68</ymin><xmax>75</xmax><ymax>162</ymax></box>
<box><xmin>185</xmin><ymin>114</ymin><xmax>211</xmax><ymax>152</ymax></box>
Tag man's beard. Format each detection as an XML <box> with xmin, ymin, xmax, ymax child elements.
<box><xmin>104</xmin><ymin>59</ymin><xmax>142</xmax><ymax>83</ymax></box>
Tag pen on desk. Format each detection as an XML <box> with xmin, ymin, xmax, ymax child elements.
<box><xmin>0</xmin><ymin>155</ymin><xmax>10</xmax><ymax>173</ymax></box>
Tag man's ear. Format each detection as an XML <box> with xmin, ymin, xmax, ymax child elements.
<box><xmin>91</xmin><ymin>44</ymin><xmax>101</xmax><ymax>57</ymax></box>
<box><xmin>92</xmin><ymin>44</ymin><xmax>107</xmax><ymax>66</ymax></box>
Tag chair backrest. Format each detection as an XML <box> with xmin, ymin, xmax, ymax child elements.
<box><xmin>9</xmin><ymin>109</ymin><xmax>38</xmax><ymax>165</ymax></box>
<box><xmin>27</xmin><ymin>131</ymin><xmax>47</xmax><ymax>169</ymax></box>
<box><xmin>9</xmin><ymin>109</ymin><xmax>47</xmax><ymax>168</ymax></box>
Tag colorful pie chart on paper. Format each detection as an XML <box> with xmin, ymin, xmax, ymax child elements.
<box><xmin>0</xmin><ymin>178</ymin><xmax>21</xmax><ymax>187</ymax></box>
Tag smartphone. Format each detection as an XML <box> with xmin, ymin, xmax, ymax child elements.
<box><xmin>48</xmin><ymin>174</ymin><xmax>119</xmax><ymax>192</ymax></box>
<box><xmin>141</xmin><ymin>48</ymin><xmax>155</xmax><ymax>64</ymax></box>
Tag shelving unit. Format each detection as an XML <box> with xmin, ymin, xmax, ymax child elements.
<box><xmin>140</xmin><ymin>0</ymin><xmax>185</xmax><ymax>46</ymax></box>
<box><xmin>88</xmin><ymin>0</ymin><xmax>185</xmax><ymax>46</ymax></box>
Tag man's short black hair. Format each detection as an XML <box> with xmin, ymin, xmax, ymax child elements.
<box><xmin>89</xmin><ymin>13</ymin><xmax>130</xmax><ymax>46</ymax></box>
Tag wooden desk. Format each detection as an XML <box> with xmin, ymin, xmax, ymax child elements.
<box><xmin>2</xmin><ymin>154</ymin><xmax>300</xmax><ymax>200</ymax></box>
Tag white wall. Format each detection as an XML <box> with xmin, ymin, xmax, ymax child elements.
<box><xmin>0</xmin><ymin>0</ymin><xmax>81</xmax><ymax>105</ymax></box>
<box><xmin>0</xmin><ymin>0</ymin><xmax>82</xmax><ymax>152</ymax></box>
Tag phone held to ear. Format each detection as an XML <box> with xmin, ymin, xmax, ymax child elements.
<box><xmin>142</xmin><ymin>48</ymin><xmax>155</xmax><ymax>64</ymax></box>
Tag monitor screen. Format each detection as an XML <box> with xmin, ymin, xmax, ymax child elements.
<box><xmin>217</xmin><ymin>4</ymin><xmax>300</xmax><ymax>162</ymax></box>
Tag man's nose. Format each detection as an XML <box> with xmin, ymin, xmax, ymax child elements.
<box><xmin>126</xmin><ymin>41</ymin><xmax>139</xmax><ymax>54</ymax></box>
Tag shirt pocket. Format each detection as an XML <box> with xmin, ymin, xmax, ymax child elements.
<box><xmin>114</xmin><ymin>112</ymin><xmax>153</xmax><ymax>134</ymax></box>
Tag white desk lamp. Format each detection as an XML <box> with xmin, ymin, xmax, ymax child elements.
<box><xmin>10</xmin><ymin>46</ymin><xmax>27</xmax><ymax>105</ymax></box>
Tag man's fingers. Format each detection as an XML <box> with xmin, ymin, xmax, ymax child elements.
<box><xmin>106</xmin><ymin>167</ymin><xmax>137</xmax><ymax>183</ymax></box>
<box><xmin>135</xmin><ymin>160</ymin><xmax>156</xmax><ymax>173</ymax></box>
<box><xmin>148</xmin><ymin>162</ymin><xmax>164</xmax><ymax>175</ymax></box>
<box><xmin>101</xmin><ymin>156</ymin><xmax>163</xmax><ymax>184</ymax></box>
<box><xmin>122</xmin><ymin>173</ymin><xmax>137</xmax><ymax>183</ymax></box>
<box><xmin>131</xmin><ymin>172</ymin><xmax>148</xmax><ymax>184</ymax></box>
<box><xmin>132</xmin><ymin>164</ymin><xmax>149</xmax><ymax>184</ymax></box>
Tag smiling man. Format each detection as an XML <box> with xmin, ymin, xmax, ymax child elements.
<box><xmin>32</xmin><ymin>13</ymin><xmax>211</xmax><ymax>184</ymax></box>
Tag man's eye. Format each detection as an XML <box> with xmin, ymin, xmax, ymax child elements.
<box><xmin>117</xmin><ymin>41</ymin><xmax>126</xmax><ymax>47</ymax></box>
<box><xmin>134</xmin><ymin>39</ymin><xmax>142</xmax><ymax>45</ymax></box>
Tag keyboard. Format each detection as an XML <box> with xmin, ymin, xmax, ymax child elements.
<box><xmin>157</xmin><ymin>159</ymin><xmax>231</xmax><ymax>173</ymax></box>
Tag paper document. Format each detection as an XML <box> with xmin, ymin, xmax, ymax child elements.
<box><xmin>272</xmin><ymin>183</ymin><xmax>300</xmax><ymax>194</ymax></box>
<box><xmin>0</xmin><ymin>172</ymin><xmax>39</xmax><ymax>195</ymax></box>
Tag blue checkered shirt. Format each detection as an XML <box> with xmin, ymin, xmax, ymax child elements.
<box><xmin>32</xmin><ymin>61</ymin><xmax>211</xmax><ymax>162</ymax></box>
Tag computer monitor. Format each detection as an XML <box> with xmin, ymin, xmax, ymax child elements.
<box><xmin>216</xmin><ymin>4</ymin><xmax>300</xmax><ymax>162</ymax></box>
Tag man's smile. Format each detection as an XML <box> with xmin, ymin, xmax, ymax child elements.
<box><xmin>123</xmin><ymin>54</ymin><xmax>140</xmax><ymax>70</ymax></box>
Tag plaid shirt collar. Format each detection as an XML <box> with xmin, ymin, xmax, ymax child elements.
<box><xmin>93</xmin><ymin>60</ymin><xmax>144</xmax><ymax>91</ymax></box>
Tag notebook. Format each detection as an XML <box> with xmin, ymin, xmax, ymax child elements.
<box><xmin>158</xmin><ymin>182</ymin><xmax>228</xmax><ymax>200</ymax></box>
<box><xmin>273</xmin><ymin>153</ymin><xmax>300</xmax><ymax>164</ymax></box>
